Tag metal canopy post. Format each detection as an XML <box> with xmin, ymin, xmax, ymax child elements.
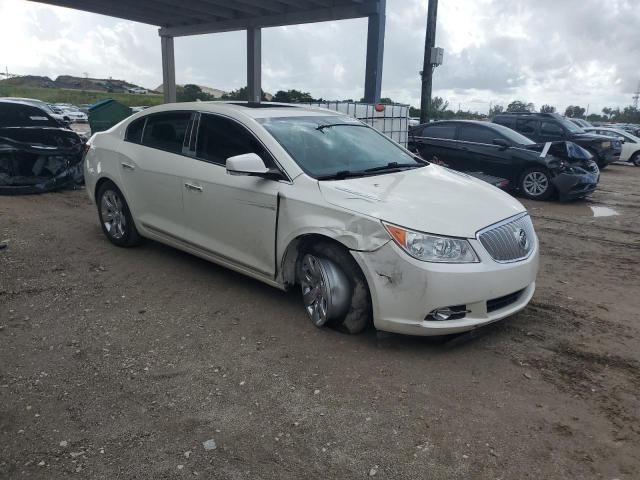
<box><xmin>363</xmin><ymin>0</ymin><xmax>385</xmax><ymax>103</ymax></box>
<box><xmin>247</xmin><ymin>27</ymin><xmax>262</xmax><ymax>103</ymax></box>
<box><xmin>161</xmin><ymin>35</ymin><xmax>176</xmax><ymax>103</ymax></box>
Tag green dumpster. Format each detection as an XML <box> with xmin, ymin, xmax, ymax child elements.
<box><xmin>88</xmin><ymin>99</ymin><xmax>132</xmax><ymax>134</ymax></box>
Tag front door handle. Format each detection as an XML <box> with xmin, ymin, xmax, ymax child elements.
<box><xmin>121</xmin><ymin>162</ymin><xmax>135</xmax><ymax>170</ymax></box>
<box><xmin>184</xmin><ymin>182</ymin><xmax>203</xmax><ymax>192</ymax></box>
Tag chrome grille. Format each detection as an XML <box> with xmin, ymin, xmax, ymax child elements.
<box><xmin>478</xmin><ymin>214</ymin><xmax>535</xmax><ymax>263</ymax></box>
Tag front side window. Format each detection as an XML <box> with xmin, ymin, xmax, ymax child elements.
<box><xmin>195</xmin><ymin>114</ymin><xmax>273</xmax><ymax>167</ymax></box>
<box><xmin>259</xmin><ymin>115</ymin><xmax>424</xmax><ymax>179</ymax></box>
<box><xmin>458</xmin><ymin>125</ymin><xmax>495</xmax><ymax>144</ymax></box>
<box><xmin>141</xmin><ymin>112</ymin><xmax>191</xmax><ymax>154</ymax></box>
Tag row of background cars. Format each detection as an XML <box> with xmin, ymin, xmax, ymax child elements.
<box><xmin>409</xmin><ymin>112</ymin><xmax>637</xmax><ymax>202</ymax></box>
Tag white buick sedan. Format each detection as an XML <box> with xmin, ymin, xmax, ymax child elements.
<box><xmin>84</xmin><ymin>102</ymin><xmax>538</xmax><ymax>336</ymax></box>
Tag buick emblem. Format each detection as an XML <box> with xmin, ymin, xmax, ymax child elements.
<box><xmin>516</xmin><ymin>229</ymin><xmax>529</xmax><ymax>250</ymax></box>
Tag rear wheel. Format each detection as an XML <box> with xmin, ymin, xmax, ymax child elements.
<box><xmin>298</xmin><ymin>242</ymin><xmax>371</xmax><ymax>334</ymax></box>
<box><xmin>631</xmin><ymin>152</ymin><xmax>640</xmax><ymax>166</ymax></box>
<box><xmin>97</xmin><ymin>181</ymin><xmax>142</xmax><ymax>247</ymax></box>
<box><xmin>519</xmin><ymin>167</ymin><xmax>555</xmax><ymax>201</ymax></box>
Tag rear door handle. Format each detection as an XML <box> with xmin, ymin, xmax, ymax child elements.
<box><xmin>184</xmin><ymin>182</ymin><xmax>203</xmax><ymax>192</ymax></box>
<box><xmin>121</xmin><ymin>162</ymin><xmax>135</xmax><ymax>170</ymax></box>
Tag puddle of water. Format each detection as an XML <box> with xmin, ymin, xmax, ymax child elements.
<box><xmin>590</xmin><ymin>206</ymin><xmax>619</xmax><ymax>217</ymax></box>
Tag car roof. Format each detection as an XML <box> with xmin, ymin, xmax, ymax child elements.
<box><xmin>133</xmin><ymin>101</ymin><xmax>343</xmax><ymax>120</ymax></box>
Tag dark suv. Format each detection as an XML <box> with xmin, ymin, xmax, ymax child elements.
<box><xmin>409</xmin><ymin>120</ymin><xmax>600</xmax><ymax>201</ymax></box>
<box><xmin>493</xmin><ymin>112</ymin><xmax>620</xmax><ymax>169</ymax></box>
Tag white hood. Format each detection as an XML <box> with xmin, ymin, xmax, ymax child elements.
<box><xmin>319</xmin><ymin>165</ymin><xmax>526</xmax><ymax>238</ymax></box>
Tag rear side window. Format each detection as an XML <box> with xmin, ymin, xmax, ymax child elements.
<box><xmin>141</xmin><ymin>112</ymin><xmax>191</xmax><ymax>154</ymax></box>
<box><xmin>458</xmin><ymin>125</ymin><xmax>496</xmax><ymax>144</ymax></box>
<box><xmin>0</xmin><ymin>103</ymin><xmax>59</xmax><ymax>127</ymax></box>
<box><xmin>195</xmin><ymin>114</ymin><xmax>273</xmax><ymax>167</ymax></box>
<box><xmin>421</xmin><ymin>124</ymin><xmax>456</xmax><ymax>139</ymax></box>
<box><xmin>515</xmin><ymin>118</ymin><xmax>537</xmax><ymax>135</ymax></box>
<box><xmin>493</xmin><ymin>116</ymin><xmax>515</xmax><ymax>129</ymax></box>
<box><xmin>125</xmin><ymin>117</ymin><xmax>145</xmax><ymax>143</ymax></box>
<box><xmin>540</xmin><ymin>121</ymin><xmax>564</xmax><ymax>136</ymax></box>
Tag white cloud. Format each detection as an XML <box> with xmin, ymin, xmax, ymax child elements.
<box><xmin>0</xmin><ymin>0</ymin><xmax>638</xmax><ymax>115</ymax></box>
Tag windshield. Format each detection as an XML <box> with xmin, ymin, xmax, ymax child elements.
<box><xmin>490</xmin><ymin>123</ymin><xmax>535</xmax><ymax>145</ymax></box>
<box><xmin>259</xmin><ymin>115</ymin><xmax>424</xmax><ymax>179</ymax></box>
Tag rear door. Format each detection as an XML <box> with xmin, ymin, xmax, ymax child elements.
<box><xmin>180</xmin><ymin>113</ymin><xmax>281</xmax><ymax>278</ymax></box>
<box><xmin>118</xmin><ymin>111</ymin><xmax>193</xmax><ymax>236</ymax></box>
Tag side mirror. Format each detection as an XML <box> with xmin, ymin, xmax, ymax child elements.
<box><xmin>226</xmin><ymin>153</ymin><xmax>269</xmax><ymax>176</ymax></box>
<box><xmin>618</xmin><ymin>137</ymin><xmax>625</xmax><ymax>144</ymax></box>
<box><xmin>493</xmin><ymin>138</ymin><xmax>510</xmax><ymax>150</ymax></box>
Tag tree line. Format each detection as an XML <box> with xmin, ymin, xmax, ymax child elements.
<box><xmin>176</xmin><ymin>84</ymin><xmax>640</xmax><ymax>124</ymax></box>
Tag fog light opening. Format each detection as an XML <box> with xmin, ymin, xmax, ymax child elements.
<box><xmin>426</xmin><ymin>305</ymin><xmax>469</xmax><ymax>321</ymax></box>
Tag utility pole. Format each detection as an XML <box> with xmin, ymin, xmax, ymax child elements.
<box><xmin>633</xmin><ymin>81</ymin><xmax>640</xmax><ymax>109</ymax></box>
<box><xmin>420</xmin><ymin>0</ymin><xmax>439</xmax><ymax>124</ymax></box>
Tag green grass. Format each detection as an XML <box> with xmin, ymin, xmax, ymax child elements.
<box><xmin>0</xmin><ymin>85</ymin><xmax>164</xmax><ymax>107</ymax></box>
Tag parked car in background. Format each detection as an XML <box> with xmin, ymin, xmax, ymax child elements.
<box><xmin>569</xmin><ymin>118</ymin><xmax>593</xmax><ymax>129</ymax></box>
<box><xmin>409</xmin><ymin>120</ymin><xmax>600</xmax><ymax>201</ymax></box>
<box><xmin>0</xmin><ymin>99</ymin><xmax>84</xmax><ymax>194</ymax></box>
<box><xmin>493</xmin><ymin>112</ymin><xmax>620</xmax><ymax>169</ymax></box>
<box><xmin>584</xmin><ymin>126</ymin><xmax>640</xmax><ymax>166</ymax></box>
<box><xmin>2</xmin><ymin>97</ymin><xmax>68</xmax><ymax>125</ymax></box>
<box><xmin>84</xmin><ymin>102</ymin><xmax>539</xmax><ymax>337</ymax></box>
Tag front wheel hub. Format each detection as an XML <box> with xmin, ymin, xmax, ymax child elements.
<box><xmin>300</xmin><ymin>253</ymin><xmax>350</xmax><ymax>327</ymax></box>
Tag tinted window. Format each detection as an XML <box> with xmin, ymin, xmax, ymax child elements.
<box><xmin>125</xmin><ymin>117</ymin><xmax>146</xmax><ymax>143</ymax></box>
<box><xmin>196</xmin><ymin>114</ymin><xmax>273</xmax><ymax>167</ymax></box>
<box><xmin>540</xmin><ymin>121</ymin><xmax>564</xmax><ymax>136</ymax></box>
<box><xmin>0</xmin><ymin>103</ymin><xmax>59</xmax><ymax>127</ymax></box>
<box><xmin>141</xmin><ymin>112</ymin><xmax>191</xmax><ymax>154</ymax></box>
<box><xmin>516</xmin><ymin>118</ymin><xmax>537</xmax><ymax>135</ymax></box>
<box><xmin>490</xmin><ymin>123</ymin><xmax>535</xmax><ymax>145</ymax></box>
<box><xmin>458</xmin><ymin>125</ymin><xmax>496</xmax><ymax>144</ymax></box>
<box><xmin>422</xmin><ymin>124</ymin><xmax>456</xmax><ymax>139</ymax></box>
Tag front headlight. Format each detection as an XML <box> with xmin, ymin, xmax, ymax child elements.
<box><xmin>383</xmin><ymin>222</ymin><xmax>479</xmax><ymax>263</ymax></box>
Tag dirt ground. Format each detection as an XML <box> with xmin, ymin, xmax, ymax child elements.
<box><xmin>1</xmin><ymin>164</ymin><xmax>639</xmax><ymax>479</ymax></box>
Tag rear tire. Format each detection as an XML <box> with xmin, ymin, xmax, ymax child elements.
<box><xmin>297</xmin><ymin>242</ymin><xmax>372</xmax><ymax>334</ymax></box>
<box><xmin>631</xmin><ymin>152</ymin><xmax>640</xmax><ymax>167</ymax></box>
<box><xmin>519</xmin><ymin>167</ymin><xmax>555</xmax><ymax>201</ymax></box>
<box><xmin>96</xmin><ymin>181</ymin><xmax>142</xmax><ymax>247</ymax></box>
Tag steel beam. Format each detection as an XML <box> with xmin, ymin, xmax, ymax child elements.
<box><xmin>160</xmin><ymin>1</ymin><xmax>379</xmax><ymax>36</ymax></box>
<box><xmin>363</xmin><ymin>0</ymin><xmax>385</xmax><ymax>103</ymax></box>
<box><xmin>161</xmin><ymin>35</ymin><xmax>176</xmax><ymax>103</ymax></box>
<box><xmin>247</xmin><ymin>27</ymin><xmax>262</xmax><ymax>103</ymax></box>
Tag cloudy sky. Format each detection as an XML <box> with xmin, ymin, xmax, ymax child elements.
<box><xmin>1</xmin><ymin>0</ymin><xmax>638</xmax><ymax>114</ymax></box>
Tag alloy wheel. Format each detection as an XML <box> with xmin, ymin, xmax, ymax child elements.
<box><xmin>300</xmin><ymin>254</ymin><xmax>331</xmax><ymax>326</ymax></box>
<box><xmin>522</xmin><ymin>171</ymin><xmax>549</xmax><ymax>196</ymax></box>
<box><xmin>100</xmin><ymin>189</ymin><xmax>127</xmax><ymax>240</ymax></box>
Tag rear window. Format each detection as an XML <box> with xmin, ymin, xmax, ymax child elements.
<box><xmin>0</xmin><ymin>103</ymin><xmax>59</xmax><ymax>127</ymax></box>
<box><xmin>421</xmin><ymin>123</ymin><xmax>456</xmax><ymax>139</ymax></box>
<box><xmin>141</xmin><ymin>112</ymin><xmax>191</xmax><ymax>154</ymax></box>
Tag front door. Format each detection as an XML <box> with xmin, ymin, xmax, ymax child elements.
<box><xmin>181</xmin><ymin>113</ymin><xmax>282</xmax><ymax>278</ymax></box>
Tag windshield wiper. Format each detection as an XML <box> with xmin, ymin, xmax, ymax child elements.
<box><xmin>316</xmin><ymin>123</ymin><xmax>367</xmax><ymax>132</ymax></box>
<box><xmin>363</xmin><ymin>161</ymin><xmax>422</xmax><ymax>173</ymax></box>
<box><xmin>316</xmin><ymin>170</ymin><xmax>364</xmax><ymax>180</ymax></box>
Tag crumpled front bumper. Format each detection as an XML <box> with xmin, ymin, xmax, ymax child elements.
<box><xmin>551</xmin><ymin>169</ymin><xmax>599</xmax><ymax>201</ymax></box>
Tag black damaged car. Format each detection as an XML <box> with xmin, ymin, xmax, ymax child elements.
<box><xmin>408</xmin><ymin>120</ymin><xmax>599</xmax><ymax>201</ymax></box>
<box><xmin>0</xmin><ymin>99</ymin><xmax>85</xmax><ymax>195</ymax></box>
<box><xmin>492</xmin><ymin>112</ymin><xmax>620</xmax><ymax>169</ymax></box>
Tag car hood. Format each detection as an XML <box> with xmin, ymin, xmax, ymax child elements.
<box><xmin>571</xmin><ymin>133</ymin><xmax>611</xmax><ymax>142</ymax></box>
<box><xmin>318</xmin><ymin>165</ymin><xmax>526</xmax><ymax>238</ymax></box>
